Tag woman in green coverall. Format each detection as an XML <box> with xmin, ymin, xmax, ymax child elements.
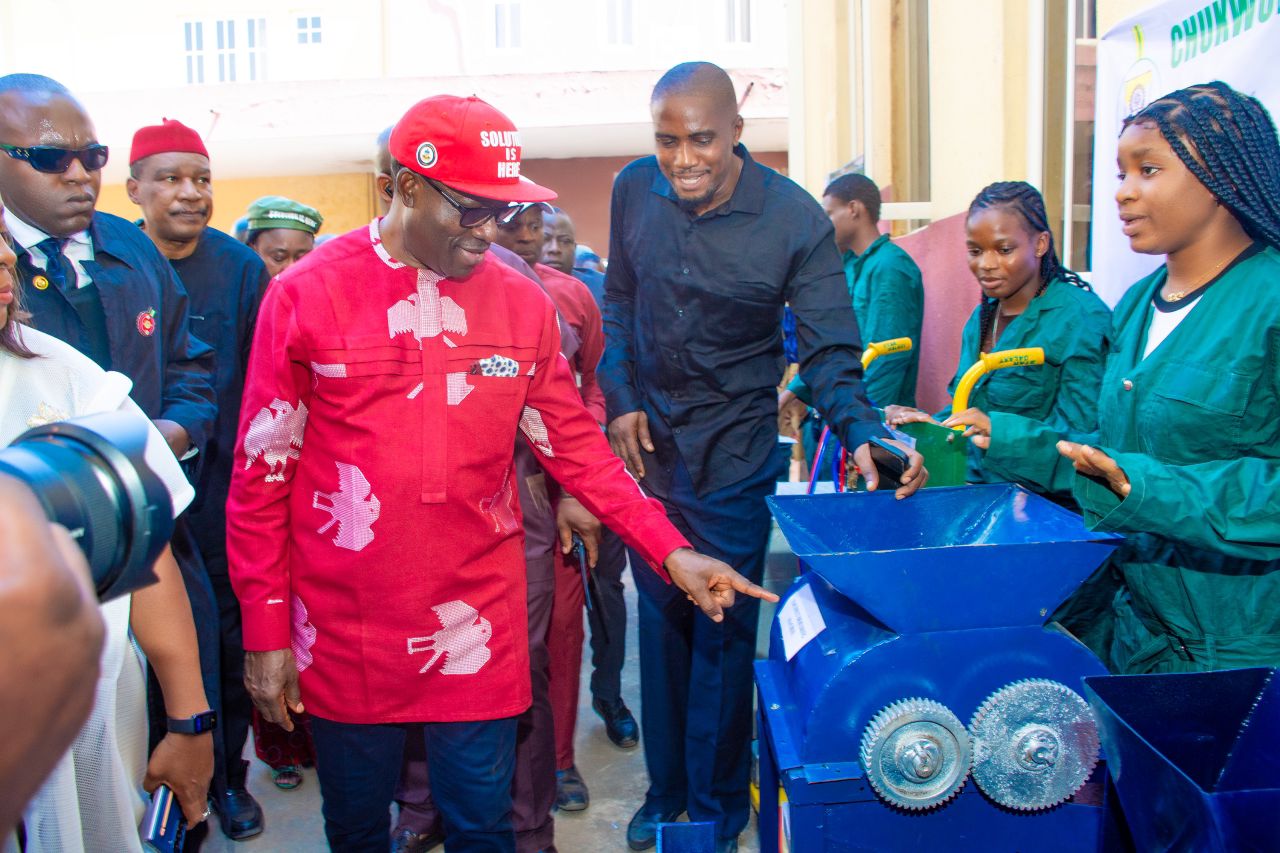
<box><xmin>886</xmin><ymin>182</ymin><xmax>1110</xmax><ymax>495</ymax></box>
<box><xmin>959</xmin><ymin>82</ymin><xmax>1280</xmax><ymax>674</ymax></box>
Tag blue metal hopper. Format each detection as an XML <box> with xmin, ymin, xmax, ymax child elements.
<box><xmin>768</xmin><ymin>483</ymin><xmax>1122</xmax><ymax>632</ymax></box>
<box><xmin>1085</xmin><ymin>668</ymin><xmax>1280</xmax><ymax>852</ymax></box>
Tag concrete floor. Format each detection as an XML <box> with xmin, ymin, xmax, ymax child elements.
<box><xmin>204</xmin><ymin>523</ymin><xmax>799</xmax><ymax>853</ymax></box>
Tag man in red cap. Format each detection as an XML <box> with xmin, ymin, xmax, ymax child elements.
<box><xmin>228</xmin><ymin>94</ymin><xmax>776</xmax><ymax>853</ymax></box>
<box><xmin>128</xmin><ymin>118</ymin><xmax>272</xmax><ymax>842</ymax></box>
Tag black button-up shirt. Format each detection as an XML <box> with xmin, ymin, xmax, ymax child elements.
<box><xmin>599</xmin><ymin>145</ymin><xmax>884</xmax><ymax>495</ymax></box>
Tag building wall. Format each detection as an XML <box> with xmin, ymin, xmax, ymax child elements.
<box><xmin>96</xmin><ymin>172</ymin><xmax>377</xmax><ymax>239</ymax></box>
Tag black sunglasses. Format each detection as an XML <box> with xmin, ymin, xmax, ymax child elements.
<box><xmin>0</xmin><ymin>143</ymin><xmax>110</xmax><ymax>174</ymax></box>
<box><xmin>424</xmin><ymin>177</ymin><xmax>518</xmax><ymax>229</ymax></box>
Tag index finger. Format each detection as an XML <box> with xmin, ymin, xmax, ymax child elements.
<box><xmin>729</xmin><ymin>573</ymin><xmax>780</xmax><ymax>603</ymax></box>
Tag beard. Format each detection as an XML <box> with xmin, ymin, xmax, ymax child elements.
<box><xmin>675</xmin><ymin>189</ymin><xmax>714</xmax><ymax>213</ymax></box>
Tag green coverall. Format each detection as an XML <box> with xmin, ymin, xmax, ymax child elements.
<box><xmin>789</xmin><ymin>235</ymin><xmax>924</xmax><ymax>408</ymax></box>
<box><xmin>938</xmin><ymin>276</ymin><xmax>1111</xmax><ymax>488</ymax></box>
<box><xmin>984</xmin><ymin>245</ymin><xmax>1280</xmax><ymax>673</ymax></box>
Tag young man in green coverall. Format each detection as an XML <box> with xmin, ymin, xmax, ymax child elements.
<box><xmin>780</xmin><ymin>173</ymin><xmax>923</xmax><ymax>472</ymax></box>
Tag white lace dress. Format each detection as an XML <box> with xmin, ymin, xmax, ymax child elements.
<box><xmin>0</xmin><ymin>325</ymin><xmax>193</xmax><ymax>853</ymax></box>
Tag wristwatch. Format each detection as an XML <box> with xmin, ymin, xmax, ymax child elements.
<box><xmin>167</xmin><ymin>710</ymin><xmax>218</xmax><ymax>734</ymax></box>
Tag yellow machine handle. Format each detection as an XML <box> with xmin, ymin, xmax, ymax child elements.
<box><xmin>950</xmin><ymin>347</ymin><xmax>1045</xmax><ymax>427</ymax></box>
<box><xmin>861</xmin><ymin>337</ymin><xmax>914</xmax><ymax>371</ymax></box>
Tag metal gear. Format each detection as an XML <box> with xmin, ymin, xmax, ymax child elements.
<box><xmin>859</xmin><ymin>698</ymin><xmax>971</xmax><ymax>810</ymax></box>
<box><xmin>969</xmin><ymin>679</ymin><xmax>1101</xmax><ymax>811</ymax></box>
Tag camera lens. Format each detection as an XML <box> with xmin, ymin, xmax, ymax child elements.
<box><xmin>0</xmin><ymin>412</ymin><xmax>174</xmax><ymax>601</ymax></box>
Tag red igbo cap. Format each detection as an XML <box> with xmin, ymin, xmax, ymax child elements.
<box><xmin>390</xmin><ymin>95</ymin><xmax>556</xmax><ymax>204</ymax></box>
<box><xmin>130</xmin><ymin>118</ymin><xmax>208</xmax><ymax>165</ymax></box>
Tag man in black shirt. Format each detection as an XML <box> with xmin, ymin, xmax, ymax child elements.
<box><xmin>599</xmin><ymin>62</ymin><xmax>925</xmax><ymax>853</ymax></box>
<box><xmin>128</xmin><ymin>118</ymin><xmax>271</xmax><ymax>841</ymax></box>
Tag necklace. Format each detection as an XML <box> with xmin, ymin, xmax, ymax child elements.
<box><xmin>1164</xmin><ymin>256</ymin><xmax>1229</xmax><ymax>301</ymax></box>
<box><xmin>991</xmin><ymin>309</ymin><xmax>1017</xmax><ymax>345</ymax></box>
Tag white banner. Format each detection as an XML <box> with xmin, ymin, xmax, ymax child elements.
<box><xmin>1090</xmin><ymin>0</ymin><xmax>1280</xmax><ymax>306</ymax></box>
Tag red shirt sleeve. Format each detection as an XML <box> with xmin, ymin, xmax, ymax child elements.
<box><xmin>226</xmin><ymin>281</ymin><xmax>312</xmax><ymax>651</ymax></box>
<box><xmin>518</xmin><ymin>297</ymin><xmax>688</xmax><ymax>577</ymax></box>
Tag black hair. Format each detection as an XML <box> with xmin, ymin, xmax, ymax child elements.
<box><xmin>245</xmin><ymin>229</ymin><xmax>264</xmax><ymax>247</ymax></box>
<box><xmin>824</xmin><ymin>173</ymin><xmax>881</xmax><ymax>222</ymax></box>
<box><xmin>967</xmin><ymin>180</ymin><xmax>1090</xmax><ymax>351</ymax></box>
<box><xmin>1124</xmin><ymin>81</ymin><xmax>1280</xmax><ymax>250</ymax></box>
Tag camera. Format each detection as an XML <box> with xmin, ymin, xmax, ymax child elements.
<box><xmin>0</xmin><ymin>412</ymin><xmax>174</xmax><ymax>602</ymax></box>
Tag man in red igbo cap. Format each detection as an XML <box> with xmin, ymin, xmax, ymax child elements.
<box><xmin>227</xmin><ymin>95</ymin><xmax>777</xmax><ymax>853</ymax></box>
<box><xmin>128</xmin><ymin>118</ymin><xmax>272</xmax><ymax>842</ymax></box>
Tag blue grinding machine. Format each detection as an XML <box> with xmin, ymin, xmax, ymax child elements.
<box><xmin>755</xmin><ymin>483</ymin><xmax>1123</xmax><ymax>851</ymax></box>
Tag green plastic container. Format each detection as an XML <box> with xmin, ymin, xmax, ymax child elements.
<box><xmin>894</xmin><ymin>420</ymin><xmax>969</xmax><ymax>488</ymax></box>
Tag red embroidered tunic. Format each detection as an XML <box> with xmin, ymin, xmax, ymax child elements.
<box><xmin>227</xmin><ymin>222</ymin><xmax>689</xmax><ymax>724</ymax></box>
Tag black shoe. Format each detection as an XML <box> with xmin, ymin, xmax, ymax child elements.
<box><xmin>391</xmin><ymin>825</ymin><xmax>445</xmax><ymax>853</ymax></box>
<box><xmin>626</xmin><ymin>803</ymin><xmax>682</xmax><ymax>851</ymax></box>
<box><xmin>212</xmin><ymin>787</ymin><xmax>263</xmax><ymax>840</ymax></box>
<box><xmin>555</xmin><ymin>765</ymin><xmax>590</xmax><ymax>811</ymax></box>
<box><xmin>592</xmin><ymin>697</ymin><xmax>639</xmax><ymax>748</ymax></box>
<box><xmin>716</xmin><ymin>837</ymin><xmax>739</xmax><ymax>853</ymax></box>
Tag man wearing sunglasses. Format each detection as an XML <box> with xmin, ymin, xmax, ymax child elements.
<box><xmin>0</xmin><ymin>75</ymin><xmax>216</xmax><ymax>458</ymax></box>
<box><xmin>0</xmin><ymin>70</ymin><xmax>220</xmax><ymax>840</ymax></box>
<box><xmin>375</xmin><ymin>127</ymin><xmax>593</xmax><ymax>853</ymax></box>
<box><xmin>228</xmin><ymin>94</ymin><xmax>778</xmax><ymax>853</ymax></box>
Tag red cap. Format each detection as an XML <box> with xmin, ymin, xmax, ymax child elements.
<box><xmin>389</xmin><ymin>95</ymin><xmax>556</xmax><ymax>203</ymax></box>
<box><xmin>130</xmin><ymin>118</ymin><xmax>209</xmax><ymax>165</ymax></box>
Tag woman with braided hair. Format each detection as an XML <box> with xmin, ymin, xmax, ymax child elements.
<box><xmin>978</xmin><ymin>81</ymin><xmax>1280</xmax><ymax>673</ymax></box>
<box><xmin>885</xmin><ymin>180</ymin><xmax>1110</xmax><ymax>495</ymax></box>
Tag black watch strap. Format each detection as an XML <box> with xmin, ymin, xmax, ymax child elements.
<box><xmin>167</xmin><ymin>710</ymin><xmax>218</xmax><ymax>734</ymax></box>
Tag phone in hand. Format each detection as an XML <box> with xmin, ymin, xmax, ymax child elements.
<box><xmin>140</xmin><ymin>784</ymin><xmax>187</xmax><ymax>853</ymax></box>
<box><xmin>867</xmin><ymin>436</ymin><xmax>910</xmax><ymax>487</ymax></box>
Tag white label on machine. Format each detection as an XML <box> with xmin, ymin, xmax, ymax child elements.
<box><xmin>779</xmin><ymin>583</ymin><xmax>826</xmax><ymax>661</ymax></box>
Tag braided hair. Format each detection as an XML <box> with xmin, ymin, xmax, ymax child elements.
<box><xmin>1123</xmin><ymin>81</ymin><xmax>1280</xmax><ymax>250</ymax></box>
<box><xmin>967</xmin><ymin>181</ymin><xmax>1090</xmax><ymax>351</ymax></box>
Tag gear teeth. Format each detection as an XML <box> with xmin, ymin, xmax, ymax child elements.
<box><xmin>859</xmin><ymin>697</ymin><xmax>971</xmax><ymax>811</ymax></box>
<box><xmin>969</xmin><ymin>679</ymin><xmax>1101</xmax><ymax>811</ymax></box>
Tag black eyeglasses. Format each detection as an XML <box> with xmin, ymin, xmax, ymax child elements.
<box><xmin>424</xmin><ymin>177</ymin><xmax>518</xmax><ymax>228</ymax></box>
<box><xmin>0</xmin><ymin>143</ymin><xmax>110</xmax><ymax>174</ymax></box>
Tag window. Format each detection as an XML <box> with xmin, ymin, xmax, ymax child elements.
<box><xmin>216</xmin><ymin>20</ymin><xmax>237</xmax><ymax>82</ymax></box>
<box><xmin>246</xmin><ymin>18</ymin><xmax>267</xmax><ymax>80</ymax></box>
<box><xmin>495</xmin><ymin>2</ymin><xmax>521</xmax><ymax>49</ymax></box>
<box><xmin>607</xmin><ymin>0</ymin><xmax>634</xmax><ymax>45</ymax></box>
<box><xmin>183</xmin><ymin>18</ymin><xmax>266</xmax><ymax>85</ymax></box>
<box><xmin>184</xmin><ymin>22</ymin><xmax>205</xmax><ymax>84</ymax></box>
<box><xmin>297</xmin><ymin>16</ymin><xmax>322</xmax><ymax>45</ymax></box>
<box><xmin>725</xmin><ymin>0</ymin><xmax>751</xmax><ymax>43</ymax></box>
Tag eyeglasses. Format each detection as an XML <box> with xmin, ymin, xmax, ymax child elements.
<box><xmin>0</xmin><ymin>143</ymin><xmax>110</xmax><ymax>174</ymax></box>
<box><xmin>424</xmin><ymin>177</ymin><xmax>519</xmax><ymax>229</ymax></box>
